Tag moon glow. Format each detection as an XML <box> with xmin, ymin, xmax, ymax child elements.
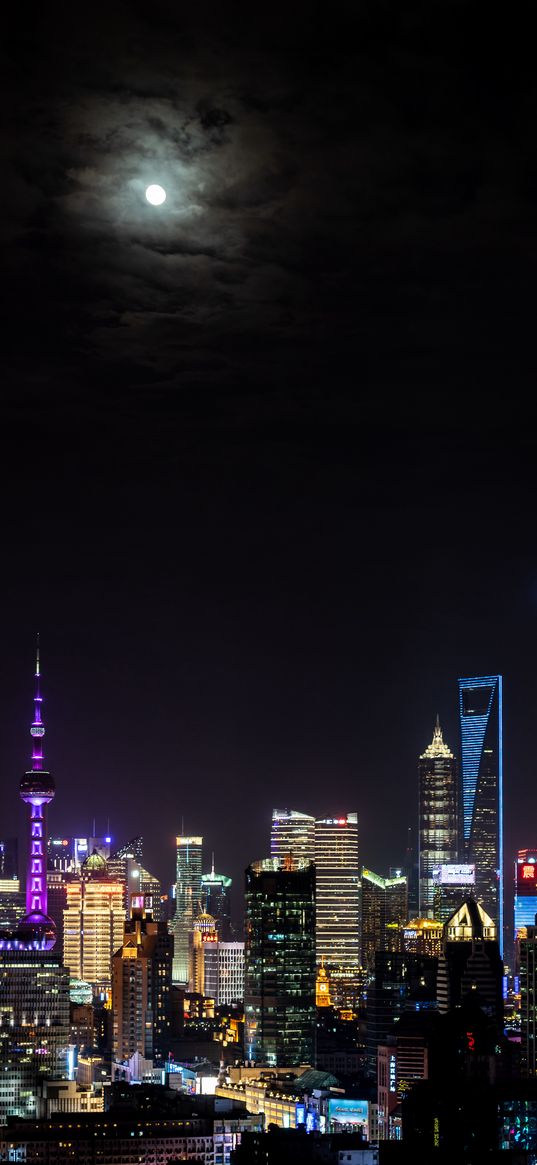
<box><xmin>145</xmin><ymin>184</ymin><xmax>166</xmax><ymax>206</ymax></box>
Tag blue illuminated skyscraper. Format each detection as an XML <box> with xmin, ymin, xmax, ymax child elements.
<box><xmin>458</xmin><ymin>675</ymin><xmax>503</xmax><ymax>950</ymax></box>
<box><xmin>514</xmin><ymin>849</ymin><xmax>537</xmax><ymax>955</ymax></box>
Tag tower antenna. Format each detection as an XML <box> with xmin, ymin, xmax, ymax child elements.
<box><xmin>19</xmin><ymin>636</ymin><xmax>56</xmax><ymax>948</ymax></box>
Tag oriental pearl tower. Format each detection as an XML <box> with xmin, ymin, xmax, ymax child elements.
<box><xmin>19</xmin><ymin>637</ymin><xmax>56</xmax><ymax>949</ymax></box>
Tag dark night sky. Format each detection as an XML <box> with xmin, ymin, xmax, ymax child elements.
<box><xmin>2</xmin><ymin>2</ymin><xmax>537</xmax><ymax>924</ymax></box>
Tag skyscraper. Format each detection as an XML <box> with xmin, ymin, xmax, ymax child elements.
<box><xmin>431</xmin><ymin>863</ymin><xmax>476</xmax><ymax>923</ymax></box>
<box><xmin>111</xmin><ymin>907</ymin><xmax>173</xmax><ymax>1065</ymax></box>
<box><xmin>366</xmin><ymin>949</ymin><xmax>438</xmax><ymax>1079</ymax></box>
<box><xmin>204</xmin><ymin>941</ymin><xmax>245</xmax><ymax>1005</ymax></box>
<box><xmin>314</xmin><ymin>814</ymin><xmax>360</xmax><ymax>983</ymax></box>
<box><xmin>458</xmin><ymin>675</ymin><xmax>503</xmax><ymax>945</ymax></box>
<box><xmin>0</xmin><ymin>950</ymin><xmax>70</xmax><ymax>1122</ymax></box>
<box><xmin>514</xmin><ymin>850</ymin><xmax>537</xmax><ymax>937</ymax></box>
<box><xmin>190</xmin><ymin>907</ymin><xmax>218</xmax><ymax>994</ymax></box>
<box><xmin>171</xmin><ymin>836</ymin><xmax>203</xmax><ymax>985</ymax></box>
<box><xmin>418</xmin><ymin>717</ymin><xmax>458</xmax><ymax>917</ymax></box>
<box><xmin>108</xmin><ymin>838</ymin><xmax>162</xmax><ymax>921</ymax></box>
<box><xmin>244</xmin><ymin>857</ymin><xmax>316</xmax><ymax>1066</ymax></box>
<box><xmin>63</xmin><ymin>852</ymin><xmax>124</xmax><ymax>991</ymax></box>
<box><xmin>201</xmin><ymin>861</ymin><xmax>232</xmax><ymax>940</ymax></box>
<box><xmin>361</xmin><ymin>868</ymin><xmax>408</xmax><ymax>970</ymax></box>
<box><xmin>437</xmin><ymin>897</ymin><xmax>502</xmax><ymax>1030</ymax></box>
<box><xmin>0</xmin><ymin>880</ymin><xmax>25</xmax><ymax>933</ymax></box>
<box><xmin>271</xmin><ymin>810</ymin><xmax>315</xmax><ymax>866</ymax></box>
<box><xmin>519</xmin><ymin>923</ymin><xmax>537</xmax><ymax>1076</ymax></box>
<box><xmin>0</xmin><ymin>839</ymin><xmax>18</xmax><ymax>881</ymax></box>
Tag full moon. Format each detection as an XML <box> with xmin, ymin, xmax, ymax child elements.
<box><xmin>145</xmin><ymin>184</ymin><xmax>166</xmax><ymax>206</ymax></box>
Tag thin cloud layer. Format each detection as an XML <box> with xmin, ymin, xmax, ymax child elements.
<box><xmin>3</xmin><ymin>1</ymin><xmax>536</xmax><ymax>404</ymax></box>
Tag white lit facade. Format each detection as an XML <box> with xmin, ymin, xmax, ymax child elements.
<box><xmin>171</xmin><ymin>836</ymin><xmax>203</xmax><ymax>985</ymax></box>
<box><xmin>203</xmin><ymin>942</ymin><xmax>245</xmax><ymax>1005</ymax></box>
<box><xmin>271</xmin><ymin>810</ymin><xmax>315</xmax><ymax>866</ymax></box>
<box><xmin>63</xmin><ymin>869</ymin><xmax>124</xmax><ymax>991</ymax></box>
<box><xmin>314</xmin><ymin>814</ymin><xmax>360</xmax><ymax>974</ymax></box>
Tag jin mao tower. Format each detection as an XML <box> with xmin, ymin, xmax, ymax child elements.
<box><xmin>418</xmin><ymin>717</ymin><xmax>458</xmax><ymax>917</ymax></box>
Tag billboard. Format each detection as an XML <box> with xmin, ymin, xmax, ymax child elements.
<box><xmin>328</xmin><ymin>1098</ymin><xmax>368</xmax><ymax>1129</ymax></box>
<box><xmin>433</xmin><ymin>864</ymin><xmax>475</xmax><ymax>885</ymax></box>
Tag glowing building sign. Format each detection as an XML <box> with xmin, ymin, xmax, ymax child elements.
<box><xmin>328</xmin><ymin>1098</ymin><xmax>369</xmax><ymax>1129</ymax></box>
<box><xmin>433</xmin><ymin>864</ymin><xmax>475</xmax><ymax>885</ymax></box>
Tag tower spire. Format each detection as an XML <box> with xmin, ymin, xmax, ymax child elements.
<box><xmin>30</xmin><ymin>632</ymin><xmax>45</xmax><ymax>771</ymax></box>
<box><xmin>19</xmin><ymin>637</ymin><xmax>56</xmax><ymax>948</ymax></box>
<box><xmin>420</xmin><ymin>715</ymin><xmax>454</xmax><ymax>760</ymax></box>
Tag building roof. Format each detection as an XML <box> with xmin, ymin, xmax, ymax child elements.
<box><xmin>295</xmin><ymin>1068</ymin><xmax>341</xmax><ymax>1091</ymax></box>
<box><xmin>444</xmin><ymin>895</ymin><xmax>496</xmax><ymax>941</ymax></box>
<box><xmin>420</xmin><ymin>715</ymin><xmax>454</xmax><ymax>760</ymax></box>
<box><xmin>83</xmin><ymin>850</ymin><xmax>108</xmax><ymax>871</ymax></box>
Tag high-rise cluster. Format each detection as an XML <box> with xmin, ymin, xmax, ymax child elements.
<box><xmin>0</xmin><ymin>647</ymin><xmax>522</xmax><ymax>1161</ymax></box>
<box><xmin>417</xmin><ymin>676</ymin><xmax>503</xmax><ymax>949</ymax></box>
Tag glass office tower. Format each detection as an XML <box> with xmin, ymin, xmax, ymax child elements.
<box><xmin>271</xmin><ymin>810</ymin><xmax>315</xmax><ymax>866</ymax></box>
<box><xmin>0</xmin><ymin>950</ymin><xmax>69</xmax><ymax>1122</ymax></box>
<box><xmin>201</xmin><ymin>864</ymin><xmax>232</xmax><ymax>940</ymax></box>
<box><xmin>458</xmin><ymin>675</ymin><xmax>503</xmax><ymax>948</ymax></box>
<box><xmin>244</xmin><ymin>857</ymin><xmax>316</xmax><ymax>1066</ymax></box>
<box><xmin>418</xmin><ymin>717</ymin><xmax>458</xmax><ymax>917</ymax></box>
<box><xmin>314</xmin><ymin>814</ymin><xmax>360</xmax><ymax>976</ymax></box>
<box><xmin>361</xmin><ymin>868</ymin><xmax>408</xmax><ymax>970</ymax></box>
<box><xmin>171</xmin><ymin>836</ymin><xmax>203</xmax><ymax>985</ymax></box>
<box><xmin>514</xmin><ymin>850</ymin><xmax>537</xmax><ymax>935</ymax></box>
<box><xmin>520</xmin><ymin>925</ymin><xmax>537</xmax><ymax>1076</ymax></box>
<box><xmin>513</xmin><ymin>850</ymin><xmax>537</xmax><ymax>972</ymax></box>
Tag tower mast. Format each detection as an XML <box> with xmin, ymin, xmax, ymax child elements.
<box><xmin>19</xmin><ymin>637</ymin><xmax>56</xmax><ymax>948</ymax></box>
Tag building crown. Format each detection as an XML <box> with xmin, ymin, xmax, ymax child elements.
<box><xmin>420</xmin><ymin>714</ymin><xmax>454</xmax><ymax>759</ymax></box>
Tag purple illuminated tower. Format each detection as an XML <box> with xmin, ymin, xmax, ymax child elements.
<box><xmin>18</xmin><ymin>639</ymin><xmax>56</xmax><ymax>949</ymax></box>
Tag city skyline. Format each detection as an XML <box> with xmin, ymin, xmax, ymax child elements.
<box><xmin>3</xmin><ymin>2</ymin><xmax>537</xmax><ymax>1152</ymax></box>
<box><xmin>0</xmin><ymin>645</ymin><xmax>525</xmax><ymax>949</ymax></box>
<box><xmin>2</xmin><ymin>4</ymin><xmax>537</xmax><ymax>948</ymax></box>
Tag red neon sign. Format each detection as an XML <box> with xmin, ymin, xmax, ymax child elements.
<box><xmin>523</xmin><ymin>865</ymin><xmax>535</xmax><ymax>879</ymax></box>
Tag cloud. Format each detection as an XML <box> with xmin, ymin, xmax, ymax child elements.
<box><xmin>2</xmin><ymin>0</ymin><xmax>536</xmax><ymax>407</ymax></box>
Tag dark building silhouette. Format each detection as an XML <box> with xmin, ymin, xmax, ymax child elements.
<box><xmin>366</xmin><ymin>950</ymin><xmax>438</xmax><ymax>1078</ymax></box>
<box><xmin>112</xmin><ymin>907</ymin><xmax>173</xmax><ymax>1064</ymax></box>
<box><xmin>0</xmin><ymin>838</ymin><xmax>18</xmax><ymax>880</ymax></box>
<box><xmin>361</xmin><ymin>868</ymin><xmax>408</xmax><ymax>970</ymax></box>
<box><xmin>520</xmin><ymin>920</ymin><xmax>537</xmax><ymax>1076</ymax></box>
<box><xmin>437</xmin><ymin>897</ymin><xmax>503</xmax><ymax>1034</ymax></box>
<box><xmin>244</xmin><ymin>857</ymin><xmax>316</xmax><ymax>1066</ymax></box>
